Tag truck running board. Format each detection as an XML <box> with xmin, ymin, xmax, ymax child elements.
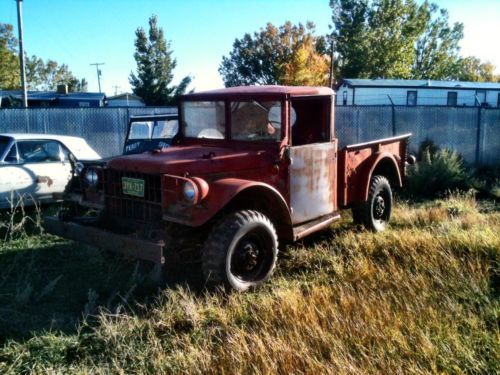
<box><xmin>293</xmin><ymin>212</ymin><xmax>341</xmax><ymax>240</ymax></box>
<box><xmin>43</xmin><ymin>216</ymin><xmax>165</xmax><ymax>264</ymax></box>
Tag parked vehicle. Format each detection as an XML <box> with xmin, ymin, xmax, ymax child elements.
<box><xmin>0</xmin><ymin>134</ymin><xmax>100</xmax><ymax>209</ymax></box>
<box><xmin>124</xmin><ymin>114</ymin><xmax>179</xmax><ymax>155</ymax></box>
<box><xmin>44</xmin><ymin>86</ymin><xmax>411</xmax><ymax>291</ymax></box>
<box><xmin>64</xmin><ymin>114</ymin><xmax>179</xmax><ymax>207</ymax></box>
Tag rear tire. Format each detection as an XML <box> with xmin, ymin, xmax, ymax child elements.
<box><xmin>202</xmin><ymin>210</ymin><xmax>278</xmax><ymax>292</ymax></box>
<box><xmin>356</xmin><ymin>175</ymin><xmax>392</xmax><ymax>232</ymax></box>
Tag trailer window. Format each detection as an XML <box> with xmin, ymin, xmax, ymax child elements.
<box><xmin>447</xmin><ymin>92</ymin><xmax>457</xmax><ymax>106</ymax></box>
<box><xmin>407</xmin><ymin>91</ymin><xmax>417</xmax><ymax>106</ymax></box>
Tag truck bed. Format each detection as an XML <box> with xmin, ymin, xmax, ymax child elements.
<box><xmin>337</xmin><ymin>134</ymin><xmax>411</xmax><ymax>208</ymax></box>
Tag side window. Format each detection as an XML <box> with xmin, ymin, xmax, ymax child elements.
<box><xmin>59</xmin><ymin>143</ymin><xmax>71</xmax><ymax>162</ymax></box>
<box><xmin>291</xmin><ymin>98</ymin><xmax>330</xmax><ymax>146</ymax></box>
<box><xmin>407</xmin><ymin>91</ymin><xmax>417</xmax><ymax>106</ymax></box>
<box><xmin>17</xmin><ymin>140</ymin><xmax>63</xmax><ymax>163</ymax></box>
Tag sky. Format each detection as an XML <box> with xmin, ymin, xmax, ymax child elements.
<box><xmin>1</xmin><ymin>0</ymin><xmax>499</xmax><ymax>96</ymax></box>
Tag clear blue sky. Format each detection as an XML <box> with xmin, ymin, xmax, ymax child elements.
<box><xmin>1</xmin><ymin>0</ymin><xmax>499</xmax><ymax>95</ymax></box>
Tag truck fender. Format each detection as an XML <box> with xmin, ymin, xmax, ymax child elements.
<box><xmin>205</xmin><ymin>178</ymin><xmax>292</xmax><ymax>230</ymax></box>
<box><xmin>361</xmin><ymin>152</ymin><xmax>402</xmax><ymax>201</ymax></box>
<box><xmin>166</xmin><ymin>178</ymin><xmax>293</xmax><ymax>239</ymax></box>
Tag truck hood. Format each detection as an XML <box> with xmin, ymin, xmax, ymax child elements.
<box><xmin>106</xmin><ymin>145</ymin><xmax>276</xmax><ymax>176</ymax></box>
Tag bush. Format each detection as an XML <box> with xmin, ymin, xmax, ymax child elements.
<box><xmin>406</xmin><ymin>147</ymin><xmax>470</xmax><ymax>197</ymax></box>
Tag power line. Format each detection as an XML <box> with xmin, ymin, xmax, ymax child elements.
<box><xmin>90</xmin><ymin>63</ymin><xmax>105</xmax><ymax>93</ymax></box>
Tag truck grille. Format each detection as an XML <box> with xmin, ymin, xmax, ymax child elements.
<box><xmin>104</xmin><ymin>170</ymin><xmax>162</xmax><ymax>222</ymax></box>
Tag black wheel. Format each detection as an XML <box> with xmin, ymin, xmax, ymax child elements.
<box><xmin>357</xmin><ymin>175</ymin><xmax>392</xmax><ymax>232</ymax></box>
<box><xmin>202</xmin><ymin>210</ymin><xmax>278</xmax><ymax>292</ymax></box>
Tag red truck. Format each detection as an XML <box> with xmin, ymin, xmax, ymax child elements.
<box><xmin>44</xmin><ymin>86</ymin><xmax>411</xmax><ymax>291</ymax></box>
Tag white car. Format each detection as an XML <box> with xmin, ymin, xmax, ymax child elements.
<box><xmin>0</xmin><ymin>134</ymin><xmax>100</xmax><ymax>209</ymax></box>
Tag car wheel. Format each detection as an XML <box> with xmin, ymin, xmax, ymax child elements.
<box><xmin>202</xmin><ymin>210</ymin><xmax>278</xmax><ymax>292</ymax></box>
<box><xmin>359</xmin><ymin>175</ymin><xmax>392</xmax><ymax>232</ymax></box>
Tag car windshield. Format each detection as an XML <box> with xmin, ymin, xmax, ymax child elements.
<box><xmin>128</xmin><ymin>119</ymin><xmax>179</xmax><ymax>140</ymax></box>
<box><xmin>0</xmin><ymin>138</ymin><xmax>10</xmax><ymax>158</ymax></box>
<box><xmin>181</xmin><ymin>100</ymin><xmax>281</xmax><ymax>141</ymax></box>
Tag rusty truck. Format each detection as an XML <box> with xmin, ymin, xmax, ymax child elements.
<box><xmin>44</xmin><ymin>86</ymin><xmax>411</xmax><ymax>291</ymax></box>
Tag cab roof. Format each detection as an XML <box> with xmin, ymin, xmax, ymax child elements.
<box><xmin>183</xmin><ymin>85</ymin><xmax>334</xmax><ymax>99</ymax></box>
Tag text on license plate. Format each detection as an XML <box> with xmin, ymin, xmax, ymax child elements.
<box><xmin>122</xmin><ymin>177</ymin><xmax>145</xmax><ymax>197</ymax></box>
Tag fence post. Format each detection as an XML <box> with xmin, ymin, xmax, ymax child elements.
<box><xmin>387</xmin><ymin>95</ymin><xmax>396</xmax><ymax>136</ymax></box>
<box><xmin>475</xmin><ymin>107</ymin><xmax>482</xmax><ymax>166</ymax></box>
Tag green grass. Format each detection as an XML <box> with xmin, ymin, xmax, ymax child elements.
<box><xmin>0</xmin><ymin>195</ymin><xmax>498</xmax><ymax>374</ymax></box>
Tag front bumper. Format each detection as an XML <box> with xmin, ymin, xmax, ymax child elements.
<box><xmin>43</xmin><ymin>216</ymin><xmax>165</xmax><ymax>263</ymax></box>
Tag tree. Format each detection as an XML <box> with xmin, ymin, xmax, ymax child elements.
<box><xmin>219</xmin><ymin>22</ymin><xmax>330</xmax><ymax>87</ymax></box>
<box><xmin>1</xmin><ymin>22</ymin><xmax>85</xmax><ymax>92</ymax></box>
<box><xmin>0</xmin><ymin>23</ymin><xmax>20</xmax><ymax>89</ymax></box>
<box><xmin>412</xmin><ymin>5</ymin><xmax>464</xmax><ymax>79</ymax></box>
<box><xmin>26</xmin><ymin>56</ymin><xmax>83</xmax><ymax>92</ymax></box>
<box><xmin>455</xmin><ymin>57</ymin><xmax>499</xmax><ymax>82</ymax></box>
<box><xmin>129</xmin><ymin>15</ymin><xmax>191</xmax><ymax>106</ymax></box>
<box><xmin>330</xmin><ymin>0</ymin><xmax>464</xmax><ymax>80</ymax></box>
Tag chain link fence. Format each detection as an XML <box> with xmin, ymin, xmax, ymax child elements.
<box><xmin>335</xmin><ymin>106</ymin><xmax>500</xmax><ymax>165</ymax></box>
<box><xmin>0</xmin><ymin>105</ymin><xmax>498</xmax><ymax>165</ymax></box>
<box><xmin>0</xmin><ymin>107</ymin><xmax>176</xmax><ymax>158</ymax></box>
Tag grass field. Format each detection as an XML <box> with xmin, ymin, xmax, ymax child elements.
<box><xmin>0</xmin><ymin>194</ymin><xmax>498</xmax><ymax>374</ymax></box>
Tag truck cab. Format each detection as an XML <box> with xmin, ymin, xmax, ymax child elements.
<box><xmin>45</xmin><ymin>86</ymin><xmax>410</xmax><ymax>292</ymax></box>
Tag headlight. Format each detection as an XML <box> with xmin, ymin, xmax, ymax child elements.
<box><xmin>84</xmin><ymin>168</ymin><xmax>99</xmax><ymax>187</ymax></box>
<box><xmin>182</xmin><ymin>181</ymin><xmax>197</xmax><ymax>202</ymax></box>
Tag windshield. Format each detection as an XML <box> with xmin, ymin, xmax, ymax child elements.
<box><xmin>181</xmin><ymin>100</ymin><xmax>282</xmax><ymax>141</ymax></box>
<box><xmin>231</xmin><ymin>101</ymin><xmax>280</xmax><ymax>141</ymax></box>
<box><xmin>0</xmin><ymin>137</ymin><xmax>11</xmax><ymax>159</ymax></box>
<box><xmin>182</xmin><ymin>101</ymin><xmax>225</xmax><ymax>139</ymax></box>
<box><xmin>128</xmin><ymin>119</ymin><xmax>179</xmax><ymax>140</ymax></box>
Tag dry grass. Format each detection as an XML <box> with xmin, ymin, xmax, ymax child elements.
<box><xmin>0</xmin><ymin>194</ymin><xmax>498</xmax><ymax>374</ymax></box>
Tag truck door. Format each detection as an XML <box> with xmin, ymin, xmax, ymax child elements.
<box><xmin>288</xmin><ymin>97</ymin><xmax>337</xmax><ymax>224</ymax></box>
<box><xmin>290</xmin><ymin>142</ymin><xmax>337</xmax><ymax>224</ymax></box>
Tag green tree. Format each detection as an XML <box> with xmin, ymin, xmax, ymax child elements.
<box><xmin>26</xmin><ymin>56</ymin><xmax>84</xmax><ymax>92</ymax></box>
<box><xmin>129</xmin><ymin>15</ymin><xmax>191</xmax><ymax>106</ymax></box>
<box><xmin>330</xmin><ymin>0</ymin><xmax>464</xmax><ymax>80</ymax></box>
<box><xmin>412</xmin><ymin>5</ymin><xmax>464</xmax><ymax>79</ymax></box>
<box><xmin>219</xmin><ymin>21</ymin><xmax>330</xmax><ymax>87</ymax></box>
<box><xmin>0</xmin><ymin>23</ymin><xmax>20</xmax><ymax>89</ymax></box>
<box><xmin>456</xmin><ymin>57</ymin><xmax>499</xmax><ymax>82</ymax></box>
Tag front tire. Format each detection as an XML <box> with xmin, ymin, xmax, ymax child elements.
<box><xmin>355</xmin><ymin>175</ymin><xmax>392</xmax><ymax>232</ymax></box>
<box><xmin>202</xmin><ymin>210</ymin><xmax>278</xmax><ymax>292</ymax></box>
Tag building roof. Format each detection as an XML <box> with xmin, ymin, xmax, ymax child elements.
<box><xmin>107</xmin><ymin>93</ymin><xmax>143</xmax><ymax>101</ymax></box>
<box><xmin>185</xmin><ymin>85</ymin><xmax>334</xmax><ymax>98</ymax></box>
<box><xmin>339</xmin><ymin>79</ymin><xmax>500</xmax><ymax>90</ymax></box>
<box><xmin>0</xmin><ymin>90</ymin><xmax>105</xmax><ymax>101</ymax></box>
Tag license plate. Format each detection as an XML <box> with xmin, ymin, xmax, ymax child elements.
<box><xmin>122</xmin><ymin>177</ymin><xmax>145</xmax><ymax>197</ymax></box>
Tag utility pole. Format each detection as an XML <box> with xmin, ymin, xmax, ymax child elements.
<box><xmin>16</xmin><ymin>0</ymin><xmax>28</xmax><ymax>108</ymax></box>
<box><xmin>329</xmin><ymin>36</ymin><xmax>335</xmax><ymax>89</ymax></box>
<box><xmin>112</xmin><ymin>85</ymin><xmax>120</xmax><ymax>95</ymax></box>
<box><xmin>90</xmin><ymin>63</ymin><xmax>104</xmax><ymax>93</ymax></box>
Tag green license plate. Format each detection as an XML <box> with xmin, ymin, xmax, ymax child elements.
<box><xmin>122</xmin><ymin>177</ymin><xmax>145</xmax><ymax>197</ymax></box>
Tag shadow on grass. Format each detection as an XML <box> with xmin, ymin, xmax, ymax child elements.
<box><xmin>0</xmin><ymin>235</ymin><xmax>204</xmax><ymax>344</ymax></box>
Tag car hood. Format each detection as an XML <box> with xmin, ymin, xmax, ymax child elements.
<box><xmin>107</xmin><ymin>145</ymin><xmax>276</xmax><ymax>176</ymax></box>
